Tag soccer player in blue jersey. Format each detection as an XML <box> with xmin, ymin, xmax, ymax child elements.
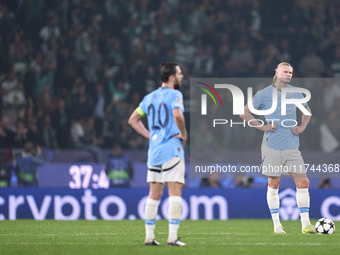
<box><xmin>240</xmin><ymin>62</ymin><xmax>316</xmax><ymax>234</ymax></box>
<box><xmin>128</xmin><ymin>62</ymin><xmax>187</xmax><ymax>246</ymax></box>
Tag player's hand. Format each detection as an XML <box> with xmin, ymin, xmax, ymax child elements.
<box><xmin>260</xmin><ymin>123</ymin><xmax>277</xmax><ymax>132</ymax></box>
<box><xmin>174</xmin><ymin>133</ymin><xmax>187</xmax><ymax>147</ymax></box>
<box><xmin>292</xmin><ymin>125</ymin><xmax>305</xmax><ymax>136</ymax></box>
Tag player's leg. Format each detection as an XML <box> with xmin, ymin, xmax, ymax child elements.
<box><xmin>286</xmin><ymin>148</ymin><xmax>316</xmax><ymax>234</ymax></box>
<box><xmin>163</xmin><ymin>157</ymin><xmax>186</xmax><ymax>246</ymax></box>
<box><xmin>145</xmin><ymin>167</ymin><xmax>164</xmax><ymax>245</ymax></box>
<box><xmin>290</xmin><ymin>172</ymin><xmax>316</xmax><ymax>233</ymax></box>
<box><xmin>167</xmin><ymin>182</ymin><xmax>185</xmax><ymax>246</ymax></box>
<box><xmin>261</xmin><ymin>145</ymin><xmax>285</xmax><ymax>234</ymax></box>
<box><xmin>267</xmin><ymin>177</ymin><xmax>285</xmax><ymax>234</ymax></box>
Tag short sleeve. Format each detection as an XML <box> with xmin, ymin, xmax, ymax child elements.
<box><xmin>171</xmin><ymin>91</ymin><xmax>184</xmax><ymax>112</ymax></box>
<box><xmin>251</xmin><ymin>90</ymin><xmax>264</xmax><ymax>110</ymax></box>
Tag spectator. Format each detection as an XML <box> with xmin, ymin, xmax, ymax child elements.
<box><xmin>318</xmin><ymin>175</ymin><xmax>332</xmax><ymax>189</ymax></box>
<box><xmin>144</xmin><ymin>66</ymin><xmax>157</xmax><ymax>94</ymax></box>
<box><xmin>0</xmin><ymin>116</ymin><xmax>15</xmax><ymax>148</ymax></box>
<box><xmin>235</xmin><ymin>174</ymin><xmax>254</xmax><ymax>188</ymax></box>
<box><xmin>55</xmin><ymin>47</ymin><xmax>78</xmax><ymax>92</ymax></box>
<box><xmin>13</xmin><ymin>119</ymin><xmax>35</xmax><ymax>148</ymax></box>
<box><xmin>70</xmin><ymin>117</ymin><xmax>85</xmax><ymax>149</ymax></box>
<box><xmin>230</xmin><ymin>37</ymin><xmax>254</xmax><ymax>76</ymax></box>
<box><xmin>105</xmin><ymin>37</ymin><xmax>125</xmax><ymax>66</ymax></box>
<box><xmin>24</xmin><ymin>107</ymin><xmax>38</xmax><ymax>142</ymax></box>
<box><xmin>50</xmin><ymin>98</ymin><xmax>70</xmax><ymax>148</ymax></box>
<box><xmin>190</xmin><ymin>122</ymin><xmax>220</xmax><ymax>152</ymax></box>
<box><xmin>194</xmin><ymin>46</ymin><xmax>214</xmax><ymax>77</ymax></box>
<box><xmin>0</xmin><ymin>0</ymin><xmax>339</xmax><ymax>153</ymax></box>
<box><xmin>39</xmin><ymin>17</ymin><xmax>61</xmax><ymax>42</ymax></box>
<box><xmin>37</xmin><ymin>115</ymin><xmax>59</xmax><ymax>149</ymax></box>
<box><xmin>299</xmin><ymin>48</ymin><xmax>325</xmax><ymax>78</ymax></box>
<box><xmin>118</xmin><ymin>116</ymin><xmax>145</xmax><ymax>149</ymax></box>
<box><xmin>215</xmin><ymin>44</ymin><xmax>232</xmax><ymax>76</ymax></box>
<box><xmin>93</xmin><ymin>83</ymin><xmax>110</xmax><ymax>136</ymax></box>
<box><xmin>106</xmin><ymin>144</ymin><xmax>134</xmax><ymax>187</ymax></box>
<box><xmin>9</xmin><ymin>34</ymin><xmax>29</xmax><ymax>81</ymax></box>
<box><xmin>330</xmin><ymin>46</ymin><xmax>340</xmax><ymax>78</ymax></box>
<box><xmin>262</xmin><ymin>43</ymin><xmax>284</xmax><ymax>72</ymax></box>
<box><xmin>280</xmin><ymin>39</ymin><xmax>292</xmax><ymax>63</ymax></box>
<box><xmin>110</xmin><ymin>80</ymin><xmax>130</xmax><ymax>103</ymax></box>
<box><xmin>85</xmin><ymin>43</ymin><xmax>103</xmax><ymax>82</ymax></box>
<box><xmin>250</xmin><ymin>1</ymin><xmax>262</xmax><ymax>34</ymax></box>
<box><xmin>1</xmin><ymin>71</ymin><xmax>26</xmax><ymax>128</ymax></box>
<box><xmin>100</xmin><ymin>0</ymin><xmax>121</xmax><ymax>32</ymax></box>
<box><xmin>15</xmin><ymin>142</ymin><xmax>44</xmax><ymax>187</ymax></box>
<box><xmin>83</xmin><ymin>117</ymin><xmax>103</xmax><ymax>163</ymax></box>
<box><xmin>102</xmin><ymin>93</ymin><xmax>122</xmax><ymax>148</ymax></box>
<box><xmin>70</xmin><ymin>83</ymin><xmax>94</xmax><ymax>119</ymax></box>
<box><xmin>0</xmin><ymin>150</ymin><xmax>12</xmax><ymax>187</ymax></box>
<box><xmin>27</xmin><ymin>51</ymin><xmax>45</xmax><ymax>98</ymax></box>
<box><xmin>200</xmin><ymin>172</ymin><xmax>222</xmax><ymax>188</ymax></box>
<box><xmin>323</xmin><ymin>80</ymin><xmax>340</xmax><ymax>113</ymax></box>
<box><xmin>36</xmin><ymin>83</ymin><xmax>58</xmax><ymax>117</ymax></box>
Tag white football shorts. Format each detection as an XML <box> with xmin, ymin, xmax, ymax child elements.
<box><xmin>147</xmin><ymin>157</ymin><xmax>185</xmax><ymax>184</ymax></box>
<box><xmin>261</xmin><ymin>144</ymin><xmax>306</xmax><ymax>177</ymax></box>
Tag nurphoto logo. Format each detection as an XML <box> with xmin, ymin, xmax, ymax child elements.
<box><xmin>197</xmin><ymin>83</ymin><xmax>311</xmax><ymax>128</ymax></box>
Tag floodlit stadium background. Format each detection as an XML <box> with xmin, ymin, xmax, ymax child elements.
<box><xmin>0</xmin><ymin>0</ymin><xmax>340</xmax><ymax>220</ymax></box>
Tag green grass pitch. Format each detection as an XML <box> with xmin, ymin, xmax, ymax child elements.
<box><xmin>0</xmin><ymin>219</ymin><xmax>339</xmax><ymax>255</ymax></box>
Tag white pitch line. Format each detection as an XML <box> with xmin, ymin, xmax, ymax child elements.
<box><xmin>221</xmin><ymin>243</ymin><xmax>340</xmax><ymax>246</ymax></box>
<box><xmin>0</xmin><ymin>233</ymin><xmax>123</xmax><ymax>236</ymax></box>
<box><xmin>185</xmin><ymin>232</ymin><xmax>261</xmax><ymax>235</ymax></box>
<box><xmin>0</xmin><ymin>242</ymin><xmax>339</xmax><ymax>246</ymax></box>
<box><xmin>0</xmin><ymin>243</ymin><xmax>117</xmax><ymax>245</ymax></box>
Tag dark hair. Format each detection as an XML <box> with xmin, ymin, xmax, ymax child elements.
<box><xmin>24</xmin><ymin>142</ymin><xmax>35</xmax><ymax>154</ymax></box>
<box><xmin>158</xmin><ymin>62</ymin><xmax>178</xmax><ymax>82</ymax></box>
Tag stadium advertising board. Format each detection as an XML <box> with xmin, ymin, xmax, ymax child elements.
<box><xmin>0</xmin><ymin>188</ymin><xmax>339</xmax><ymax>220</ymax></box>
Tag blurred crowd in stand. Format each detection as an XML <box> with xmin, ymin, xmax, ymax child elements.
<box><xmin>0</xmin><ymin>0</ymin><xmax>340</xmax><ymax>154</ymax></box>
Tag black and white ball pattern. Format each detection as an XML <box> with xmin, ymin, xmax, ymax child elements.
<box><xmin>315</xmin><ymin>218</ymin><xmax>335</xmax><ymax>234</ymax></box>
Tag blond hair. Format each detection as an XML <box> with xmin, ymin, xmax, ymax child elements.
<box><xmin>273</xmin><ymin>62</ymin><xmax>292</xmax><ymax>83</ymax></box>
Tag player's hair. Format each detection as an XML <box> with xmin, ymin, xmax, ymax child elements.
<box><xmin>159</xmin><ymin>62</ymin><xmax>178</xmax><ymax>82</ymax></box>
<box><xmin>273</xmin><ymin>62</ymin><xmax>292</xmax><ymax>83</ymax></box>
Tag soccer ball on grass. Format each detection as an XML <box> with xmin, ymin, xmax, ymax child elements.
<box><xmin>315</xmin><ymin>218</ymin><xmax>335</xmax><ymax>234</ymax></box>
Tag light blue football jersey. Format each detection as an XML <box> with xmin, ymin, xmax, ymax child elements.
<box><xmin>139</xmin><ymin>87</ymin><xmax>185</xmax><ymax>166</ymax></box>
<box><xmin>252</xmin><ymin>84</ymin><xmax>308</xmax><ymax>150</ymax></box>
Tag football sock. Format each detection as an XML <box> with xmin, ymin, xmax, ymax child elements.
<box><xmin>145</xmin><ymin>198</ymin><xmax>160</xmax><ymax>240</ymax></box>
<box><xmin>168</xmin><ymin>196</ymin><xmax>182</xmax><ymax>241</ymax></box>
<box><xmin>296</xmin><ymin>188</ymin><xmax>311</xmax><ymax>229</ymax></box>
<box><xmin>267</xmin><ymin>187</ymin><xmax>281</xmax><ymax>229</ymax></box>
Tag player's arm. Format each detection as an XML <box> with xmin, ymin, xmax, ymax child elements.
<box><xmin>128</xmin><ymin>107</ymin><xmax>150</xmax><ymax>140</ymax></box>
<box><xmin>292</xmin><ymin>106</ymin><xmax>311</xmax><ymax>135</ymax></box>
<box><xmin>173</xmin><ymin>108</ymin><xmax>187</xmax><ymax>147</ymax></box>
<box><xmin>32</xmin><ymin>146</ymin><xmax>44</xmax><ymax>166</ymax></box>
<box><xmin>240</xmin><ymin>105</ymin><xmax>277</xmax><ymax>132</ymax></box>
